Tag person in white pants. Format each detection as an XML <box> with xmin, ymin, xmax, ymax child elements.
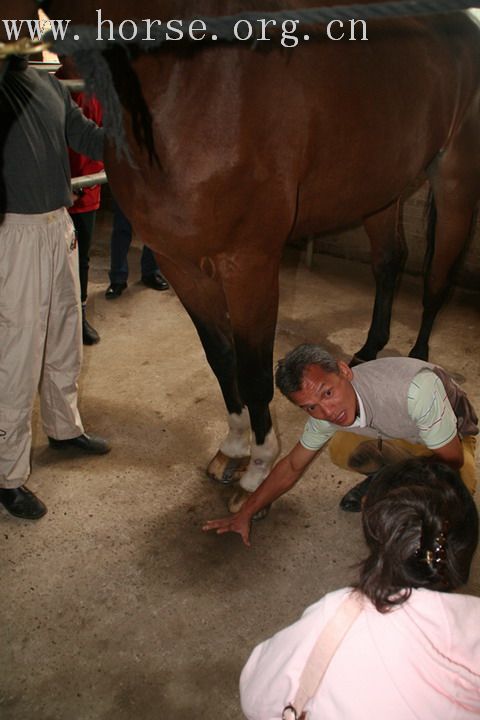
<box><xmin>0</xmin><ymin>56</ymin><xmax>110</xmax><ymax>520</ymax></box>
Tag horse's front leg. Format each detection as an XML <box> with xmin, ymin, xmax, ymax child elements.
<box><xmin>153</xmin><ymin>253</ymin><xmax>250</xmax><ymax>485</ymax></box>
<box><xmin>219</xmin><ymin>251</ymin><xmax>281</xmax><ymax>511</ymax></box>
<box><xmin>351</xmin><ymin>200</ymin><xmax>407</xmax><ymax>365</ymax></box>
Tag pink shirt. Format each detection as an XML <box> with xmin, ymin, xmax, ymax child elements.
<box><xmin>240</xmin><ymin>587</ymin><xmax>480</xmax><ymax>719</ymax></box>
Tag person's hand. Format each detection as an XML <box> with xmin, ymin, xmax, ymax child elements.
<box><xmin>202</xmin><ymin>511</ymin><xmax>252</xmax><ymax>547</ymax></box>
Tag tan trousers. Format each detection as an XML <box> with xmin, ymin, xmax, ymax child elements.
<box><xmin>328</xmin><ymin>432</ymin><xmax>477</xmax><ymax>494</ymax></box>
<box><xmin>0</xmin><ymin>209</ymin><xmax>84</xmax><ymax>488</ymax></box>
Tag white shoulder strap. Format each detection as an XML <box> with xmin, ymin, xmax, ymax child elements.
<box><xmin>284</xmin><ymin>592</ymin><xmax>364</xmax><ymax>719</ymax></box>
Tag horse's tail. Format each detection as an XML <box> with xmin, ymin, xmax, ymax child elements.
<box><xmin>423</xmin><ymin>189</ymin><xmax>437</xmax><ymax>274</ymax></box>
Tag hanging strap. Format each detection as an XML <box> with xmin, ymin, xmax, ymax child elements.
<box><xmin>283</xmin><ymin>592</ymin><xmax>364</xmax><ymax>720</ymax></box>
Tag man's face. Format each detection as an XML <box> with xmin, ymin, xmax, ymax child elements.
<box><xmin>289</xmin><ymin>361</ymin><xmax>358</xmax><ymax>426</ymax></box>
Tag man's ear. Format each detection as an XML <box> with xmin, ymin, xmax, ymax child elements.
<box><xmin>337</xmin><ymin>360</ymin><xmax>354</xmax><ymax>381</ymax></box>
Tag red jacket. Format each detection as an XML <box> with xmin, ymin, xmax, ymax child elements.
<box><xmin>69</xmin><ymin>92</ymin><xmax>104</xmax><ymax>214</ymax></box>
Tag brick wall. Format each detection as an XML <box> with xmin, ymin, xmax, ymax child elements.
<box><xmin>310</xmin><ymin>183</ymin><xmax>480</xmax><ymax>290</ymax></box>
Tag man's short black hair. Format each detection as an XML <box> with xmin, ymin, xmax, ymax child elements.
<box><xmin>275</xmin><ymin>344</ymin><xmax>339</xmax><ymax>396</ymax></box>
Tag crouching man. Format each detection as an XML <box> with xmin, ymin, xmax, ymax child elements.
<box><xmin>203</xmin><ymin>344</ymin><xmax>477</xmax><ymax>546</ymax></box>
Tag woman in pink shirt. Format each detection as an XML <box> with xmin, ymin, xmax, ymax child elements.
<box><xmin>240</xmin><ymin>458</ymin><xmax>480</xmax><ymax>719</ymax></box>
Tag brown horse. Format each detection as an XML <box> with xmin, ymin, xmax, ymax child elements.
<box><xmin>3</xmin><ymin>2</ymin><xmax>480</xmax><ymax>503</ymax></box>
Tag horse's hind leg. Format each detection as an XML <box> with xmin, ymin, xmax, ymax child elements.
<box><xmin>410</xmin><ymin>123</ymin><xmax>480</xmax><ymax>361</ymax></box>
<box><xmin>351</xmin><ymin>200</ymin><xmax>407</xmax><ymax>365</ymax></box>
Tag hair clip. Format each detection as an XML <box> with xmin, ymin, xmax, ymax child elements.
<box><xmin>425</xmin><ymin>549</ymin><xmax>434</xmax><ymax>566</ymax></box>
<box><xmin>417</xmin><ymin>520</ymin><xmax>449</xmax><ymax>574</ymax></box>
<box><xmin>424</xmin><ymin>525</ymin><xmax>448</xmax><ymax>581</ymax></box>
<box><xmin>432</xmin><ymin>531</ymin><xmax>447</xmax><ymax>563</ymax></box>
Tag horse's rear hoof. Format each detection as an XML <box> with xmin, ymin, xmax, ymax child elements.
<box><xmin>408</xmin><ymin>346</ymin><xmax>429</xmax><ymax>361</ymax></box>
<box><xmin>207</xmin><ymin>451</ymin><xmax>250</xmax><ymax>485</ymax></box>
<box><xmin>252</xmin><ymin>505</ymin><xmax>271</xmax><ymax>522</ymax></box>
<box><xmin>349</xmin><ymin>353</ymin><xmax>367</xmax><ymax>367</ymax></box>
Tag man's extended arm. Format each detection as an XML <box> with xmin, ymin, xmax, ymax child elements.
<box><xmin>203</xmin><ymin>442</ymin><xmax>318</xmax><ymax>546</ymax></box>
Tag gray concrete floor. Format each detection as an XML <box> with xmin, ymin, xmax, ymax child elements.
<box><xmin>2</xmin><ymin>212</ymin><xmax>479</xmax><ymax>719</ymax></box>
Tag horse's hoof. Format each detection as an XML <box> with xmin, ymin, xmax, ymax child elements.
<box><xmin>227</xmin><ymin>487</ymin><xmax>251</xmax><ymax>512</ymax></box>
<box><xmin>207</xmin><ymin>451</ymin><xmax>250</xmax><ymax>485</ymax></box>
<box><xmin>349</xmin><ymin>354</ymin><xmax>367</xmax><ymax>367</ymax></box>
<box><xmin>408</xmin><ymin>347</ymin><xmax>428</xmax><ymax>361</ymax></box>
<box><xmin>227</xmin><ymin>488</ymin><xmax>270</xmax><ymax>521</ymax></box>
<box><xmin>252</xmin><ymin>505</ymin><xmax>271</xmax><ymax>522</ymax></box>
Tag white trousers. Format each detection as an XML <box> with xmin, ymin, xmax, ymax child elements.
<box><xmin>0</xmin><ymin>208</ymin><xmax>84</xmax><ymax>488</ymax></box>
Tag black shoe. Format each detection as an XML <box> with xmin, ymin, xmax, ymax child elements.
<box><xmin>105</xmin><ymin>282</ymin><xmax>127</xmax><ymax>299</ymax></box>
<box><xmin>141</xmin><ymin>272</ymin><xmax>169</xmax><ymax>291</ymax></box>
<box><xmin>82</xmin><ymin>318</ymin><xmax>100</xmax><ymax>345</ymax></box>
<box><xmin>48</xmin><ymin>433</ymin><xmax>111</xmax><ymax>455</ymax></box>
<box><xmin>0</xmin><ymin>486</ymin><xmax>47</xmax><ymax>520</ymax></box>
<box><xmin>339</xmin><ymin>475</ymin><xmax>373</xmax><ymax>512</ymax></box>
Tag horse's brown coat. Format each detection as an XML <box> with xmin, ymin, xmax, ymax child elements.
<box><xmin>3</xmin><ymin>2</ymin><xmax>480</xmax><ymax>488</ymax></box>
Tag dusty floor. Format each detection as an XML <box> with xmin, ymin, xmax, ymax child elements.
<box><xmin>2</xmin><ymin>213</ymin><xmax>479</xmax><ymax>719</ymax></box>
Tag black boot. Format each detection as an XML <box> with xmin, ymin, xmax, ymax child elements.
<box><xmin>82</xmin><ymin>305</ymin><xmax>100</xmax><ymax>345</ymax></box>
<box><xmin>339</xmin><ymin>475</ymin><xmax>374</xmax><ymax>512</ymax></box>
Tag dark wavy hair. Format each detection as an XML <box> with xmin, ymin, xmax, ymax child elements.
<box><xmin>355</xmin><ymin>458</ymin><xmax>478</xmax><ymax>613</ymax></box>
